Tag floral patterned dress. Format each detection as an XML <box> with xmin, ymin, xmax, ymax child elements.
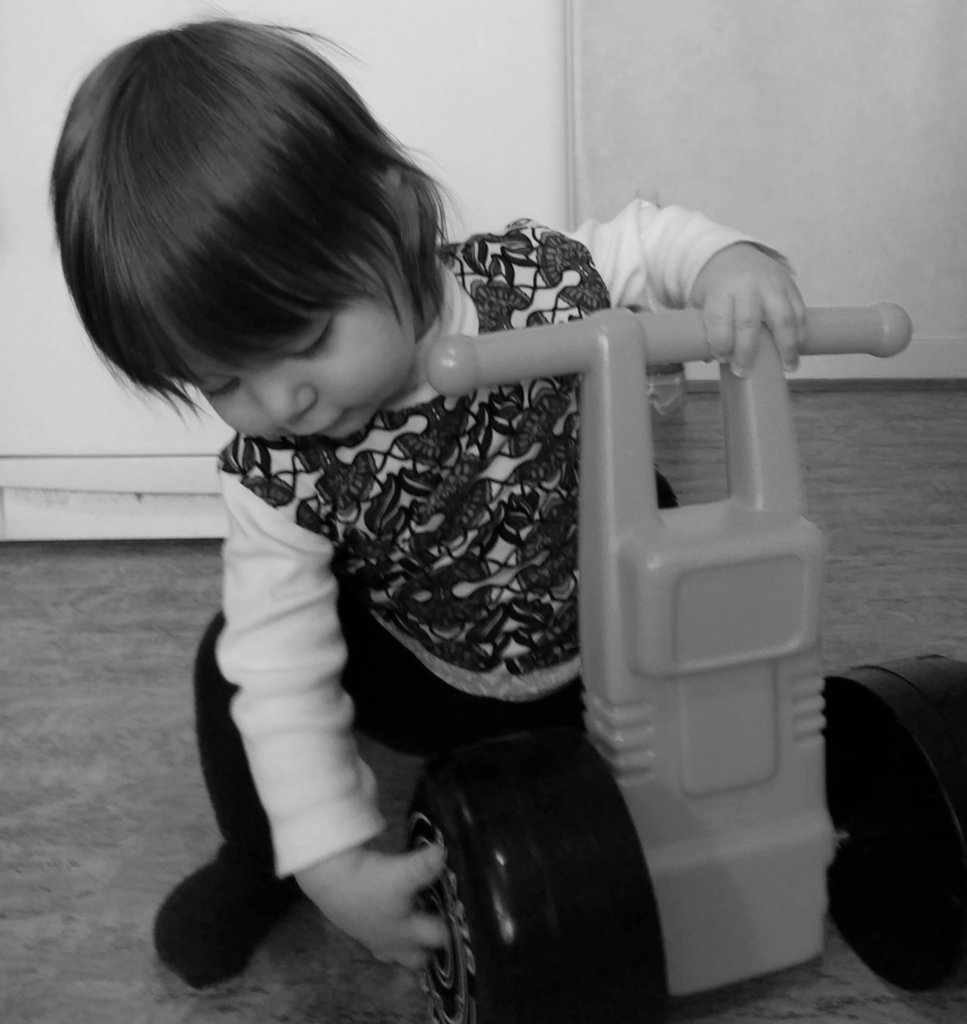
<box><xmin>220</xmin><ymin>222</ymin><xmax>610</xmax><ymax>698</ymax></box>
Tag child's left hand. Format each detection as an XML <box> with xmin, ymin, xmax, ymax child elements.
<box><xmin>688</xmin><ymin>243</ymin><xmax>806</xmax><ymax>376</ymax></box>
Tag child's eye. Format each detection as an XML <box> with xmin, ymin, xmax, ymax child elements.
<box><xmin>292</xmin><ymin>322</ymin><xmax>332</xmax><ymax>360</ymax></box>
<box><xmin>203</xmin><ymin>378</ymin><xmax>240</xmax><ymax>400</ymax></box>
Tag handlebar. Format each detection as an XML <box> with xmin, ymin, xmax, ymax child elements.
<box><xmin>427</xmin><ymin>303</ymin><xmax>912</xmax><ymax>395</ymax></box>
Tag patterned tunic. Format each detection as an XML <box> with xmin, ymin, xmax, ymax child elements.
<box><xmin>220</xmin><ymin>222</ymin><xmax>609</xmax><ymax>696</ymax></box>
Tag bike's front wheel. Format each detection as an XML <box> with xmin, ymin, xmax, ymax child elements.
<box><xmin>408</xmin><ymin>728</ymin><xmax>666</xmax><ymax>1024</ymax></box>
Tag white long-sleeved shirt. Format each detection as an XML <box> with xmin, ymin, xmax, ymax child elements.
<box><xmin>217</xmin><ymin>199</ymin><xmax>774</xmax><ymax>876</ymax></box>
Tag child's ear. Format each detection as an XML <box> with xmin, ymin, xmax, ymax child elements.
<box><xmin>380</xmin><ymin>164</ymin><xmax>444</xmax><ymax>336</ymax></box>
<box><xmin>382</xmin><ymin>166</ymin><xmax>420</xmax><ymax>280</ymax></box>
<box><xmin>383</xmin><ymin>166</ymin><xmax>415</xmax><ymax>230</ymax></box>
<box><xmin>381</xmin><ymin>167</ymin><xmax>408</xmax><ymax>218</ymax></box>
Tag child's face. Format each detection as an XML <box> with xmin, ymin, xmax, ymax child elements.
<box><xmin>195</xmin><ymin>298</ymin><xmax>422</xmax><ymax>440</ymax></box>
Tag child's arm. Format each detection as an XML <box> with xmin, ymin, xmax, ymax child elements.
<box><xmin>218</xmin><ymin>476</ymin><xmax>445</xmax><ymax>964</ymax></box>
<box><xmin>219</xmin><ymin>477</ymin><xmax>382</xmax><ymax>871</ymax></box>
<box><xmin>569</xmin><ymin>198</ymin><xmax>806</xmax><ymax>374</ymax></box>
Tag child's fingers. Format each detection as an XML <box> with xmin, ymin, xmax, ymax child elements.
<box><xmin>377</xmin><ymin>909</ymin><xmax>448</xmax><ymax>969</ymax></box>
<box><xmin>729</xmin><ymin>294</ymin><xmax>766</xmax><ymax>377</ymax></box>
<box><xmin>384</xmin><ymin>913</ymin><xmax>446</xmax><ymax>968</ymax></box>
<box><xmin>399</xmin><ymin>843</ymin><xmax>446</xmax><ymax>896</ymax></box>
<box><xmin>411</xmin><ymin>910</ymin><xmax>449</xmax><ymax>949</ymax></box>
<box><xmin>763</xmin><ymin>290</ymin><xmax>807</xmax><ymax>372</ymax></box>
<box><xmin>387</xmin><ymin>948</ymin><xmax>430</xmax><ymax>970</ymax></box>
<box><xmin>701</xmin><ymin>294</ymin><xmax>737</xmax><ymax>365</ymax></box>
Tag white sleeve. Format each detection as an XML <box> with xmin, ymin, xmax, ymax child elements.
<box><xmin>217</xmin><ymin>472</ymin><xmax>385</xmax><ymax>877</ymax></box>
<box><xmin>568</xmin><ymin>198</ymin><xmax>784</xmax><ymax>311</ymax></box>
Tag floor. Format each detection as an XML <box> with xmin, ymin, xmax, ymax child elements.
<box><xmin>3</xmin><ymin>386</ymin><xmax>967</xmax><ymax>1024</ymax></box>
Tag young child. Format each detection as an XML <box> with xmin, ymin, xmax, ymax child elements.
<box><xmin>51</xmin><ymin>19</ymin><xmax>806</xmax><ymax>988</ymax></box>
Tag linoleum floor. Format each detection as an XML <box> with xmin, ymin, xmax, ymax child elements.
<box><xmin>3</xmin><ymin>386</ymin><xmax>966</xmax><ymax>1023</ymax></box>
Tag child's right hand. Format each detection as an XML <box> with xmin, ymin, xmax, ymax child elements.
<box><xmin>295</xmin><ymin>842</ymin><xmax>448</xmax><ymax>968</ymax></box>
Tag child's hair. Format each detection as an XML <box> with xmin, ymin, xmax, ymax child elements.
<box><xmin>50</xmin><ymin>18</ymin><xmax>448</xmax><ymax>403</ymax></box>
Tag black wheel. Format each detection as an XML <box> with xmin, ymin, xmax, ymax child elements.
<box><xmin>408</xmin><ymin>728</ymin><xmax>666</xmax><ymax>1024</ymax></box>
<box><xmin>825</xmin><ymin>656</ymin><xmax>967</xmax><ymax>990</ymax></box>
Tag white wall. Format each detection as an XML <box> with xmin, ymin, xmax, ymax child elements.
<box><xmin>0</xmin><ymin>0</ymin><xmax>569</xmax><ymax>538</ymax></box>
<box><xmin>7</xmin><ymin>0</ymin><xmax>958</xmax><ymax>539</ymax></box>
<box><xmin>572</xmin><ymin>0</ymin><xmax>967</xmax><ymax>380</ymax></box>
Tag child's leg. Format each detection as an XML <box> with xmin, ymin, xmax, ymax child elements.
<box><xmin>153</xmin><ymin>613</ymin><xmax>300</xmax><ymax>988</ymax></box>
<box><xmin>655</xmin><ymin>467</ymin><xmax>678</xmax><ymax>510</ymax></box>
<box><xmin>153</xmin><ymin>600</ymin><xmax>572</xmax><ymax>989</ymax></box>
<box><xmin>339</xmin><ymin>582</ymin><xmax>587</xmax><ymax>755</ymax></box>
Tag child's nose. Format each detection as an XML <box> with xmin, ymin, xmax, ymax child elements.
<box><xmin>256</xmin><ymin>375</ymin><xmax>319</xmax><ymax>430</ymax></box>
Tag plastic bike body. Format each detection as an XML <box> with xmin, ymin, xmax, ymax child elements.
<box><xmin>422</xmin><ymin>305</ymin><xmax>913</xmax><ymax>1004</ymax></box>
<box><xmin>575</xmin><ymin>313</ymin><xmax>829</xmax><ymax>995</ymax></box>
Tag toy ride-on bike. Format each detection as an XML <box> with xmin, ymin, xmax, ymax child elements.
<box><xmin>407</xmin><ymin>303</ymin><xmax>967</xmax><ymax>1023</ymax></box>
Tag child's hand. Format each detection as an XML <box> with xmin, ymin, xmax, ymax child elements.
<box><xmin>296</xmin><ymin>842</ymin><xmax>448</xmax><ymax>968</ymax></box>
<box><xmin>688</xmin><ymin>243</ymin><xmax>807</xmax><ymax>376</ymax></box>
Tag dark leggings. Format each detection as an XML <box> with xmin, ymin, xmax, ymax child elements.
<box><xmin>193</xmin><ymin>593</ymin><xmax>585</xmax><ymax>871</ymax></box>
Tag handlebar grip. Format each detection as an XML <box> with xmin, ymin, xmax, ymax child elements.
<box><xmin>427</xmin><ymin>303</ymin><xmax>912</xmax><ymax>395</ymax></box>
<box><xmin>799</xmin><ymin>303</ymin><xmax>912</xmax><ymax>358</ymax></box>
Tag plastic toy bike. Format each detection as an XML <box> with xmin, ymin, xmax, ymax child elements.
<box><xmin>407</xmin><ymin>304</ymin><xmax>967</xmax><ymax>1023</ymax></box>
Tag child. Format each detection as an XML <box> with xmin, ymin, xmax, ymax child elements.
<box><xmin>51</xmin><ymin>19</ymin><xmax>806</xmax><ymax>988</ymax></box>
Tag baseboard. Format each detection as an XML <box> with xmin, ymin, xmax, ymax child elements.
<box><xmin>0</xmin><ymin>455</ymin><xmax>226</xmax><ymax>541</ymax></box>
<box><xmin>0</xmin><ymin>455</ymin><xmax>221</xmax><ymax>494</ymax></box>
<box><xmin>689</xmin><ymin>377</ymin><xmax>967</xmax><ymax>393</ymax></box>
<box><xmin>688</xmin><ymin>335</ymin><xmax>967</xmax><ymax>382</ymax></box>
<box><xmin>0</xmin><ymin>488</ymin><xmax>226</xmax><ymax>541</ymax></box>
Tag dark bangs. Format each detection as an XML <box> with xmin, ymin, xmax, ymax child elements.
<box><xmin>50</xmin><ymin>20</ymin><xmax>448</xmax><ymax>403</ymax></box>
